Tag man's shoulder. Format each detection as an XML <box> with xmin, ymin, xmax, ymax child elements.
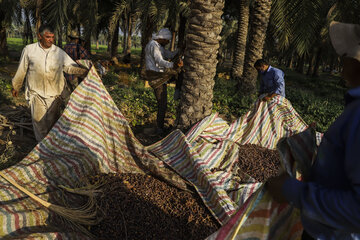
<box><xmin>24</xmin><ymin>42</ymin><xmax>38</xmax><ymax>50</ymax></box>
<box><xmin>269</xmin><ymin>66</ymin><xmax>284</xmax><ymax>75</ymax></box>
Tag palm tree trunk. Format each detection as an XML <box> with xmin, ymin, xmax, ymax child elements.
<box><xmin>0</xmin><ymin>23</ymin><xmax>8</xmax><ymax>58</ymax></box>
<box><xmin>177</xmin><ymin>14</ymin><xmax>187</xmax><ymax>51</ymax></box>
<box><xmin>312</xmin><ymin>47</ymin><xmax>322</xmax><ymax>77</ymax></box>
<box><xmin>307</xmin><ymin>52</ymin><xmax>315</xmax><ymax>75</ymax></box>
<box><xmin>57</xmin><ymin>27</ymin><xmax>63</xmax><ymax>48</ymax></box>
<box><xmin>126</xmin><ymin>14</ymin><xmax>133</xmax><ymax>55</ymax></box>
<box><xmin>329</xmin><ymin>56</ymin><xmax>335</xmax><ymax>70</ymax></box>
<box><xmin>24</xmin><ymin>8</ymin><xmax>33</xmax><ymax>44</ymax></box>
<box><xmin>122</xmin><ymin>16</ymin><xmax>127</xmax><ymax>54</ymax></box>
<box><xmin>170</xmin><ymin>31</ymin><xmax>176</xmax><ymax>51</ymax></box>
<box><xmin>111</xmin><ymin>20</ymin><xmax>120</xmax><ymax>59</ymax></box>
<box><xmin>35</xmin><ymin>0</ymin><xmax>43</xmax><ymax>34</ymax></box>
<box><xmin>239</xmin><ymin>0</ymin><xmax>272</xmax><ymax>95</ymax></box>
<box><xmin>140</xmin><ymin>17</ymin><xmax>154</xmax><ymax>75</ymax></box>
<box><xmin>231</xmin><ymin>0</ymin><xmax>250</xmax><ymax>79</ymax></box>
<box><xmin>176</xmin><ymin>0</ymin><xmax>225</xmax><ymax>131</ymax></box>
<box><xmin>296</xmin><ymin>54</ymin><xmax>305</xmax><ymax>74</ymax></box>
<box><xmin>286</xmin><ymin>52</ymin><xmax>294</xmax><ymax>69</ymax></box>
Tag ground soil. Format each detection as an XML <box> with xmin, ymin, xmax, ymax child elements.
<box><xmin>236</xmin><ymin>144</ymin><xmax>281</xmax><ymax>182</ymax></box>
<box><xmin>89</xmin><ymin>173</ymin><xmax>220</xmax><ymax>240</ymax></box>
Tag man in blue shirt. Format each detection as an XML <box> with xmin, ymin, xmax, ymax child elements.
<box><xmin>254</xmin><ymin>59</ymin><xmax>285</xmax><ymax>101</ymax></box>
<box><xmin>267</xmin><ymin>21</ymin><xmax>360</xmax><ymax>240</ymax></box>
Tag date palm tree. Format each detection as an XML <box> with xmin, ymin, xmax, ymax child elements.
<box><xmin>137</xmin><ymin>0</ymin><xmax>168</xmax><ymax>73</ymax></box>
<box><xmin>231</xmin><ymin>0</ymin><xmax>251</xmax><ymax>79</ymax></box>
<box><xmin>0</xmin><ymin>0</ymin><xmax>20</xmax><ymax>58</ymax></box>
<box><xmin>238</xmin><ymin>0</ymin><xmax>272</xmax><ymax>95</ymax></box>
<box><xmin>176</xmin><ymin>0</ymin><xmax>225</xmax><ymax>130</ymax></box>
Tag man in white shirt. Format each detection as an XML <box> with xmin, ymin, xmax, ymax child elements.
<box><xmin>145</xmin><ymin>28</ymin><xmax>183</xmax><ymax>134</ymax></box>
<box><xmin>11</xmin><ymin>25</ymin><xmax>88</xmax><ymax>141</ymax></box>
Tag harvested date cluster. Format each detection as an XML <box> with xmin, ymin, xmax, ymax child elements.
<box><xmin>89</xmin><ymin>173</ymin><xmax>219</xmax><ymax>240</ymax></box>
<box><xmin>237</xmin><ymin>144</ymin><xmax>281</xmax><ymax>182</ymax></box>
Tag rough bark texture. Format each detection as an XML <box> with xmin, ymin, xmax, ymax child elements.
<box><xmin>176</xmin><ymin>0</ymin><xmax>225</xmax><ymax>131</ymax></box>
<box><xmin>111</xmin><ymin>20</ymin><xmax>120</xmax><ymax>58</ymax></box>
<box><xmin>177</xmin><ymin>14</ymin><xmax>187</xmax><ymax>51</ymax></box>
<box><xmin>35</xmin><ymin>0</ymin><xmax>43</xmax><ymax>34</ymax></box>
<box><xmin>126</xmin><ymin>14</ymin><xmax>134</xmax><ymax>55</ymax></box>
<box><xmin>239</xmin><ymin>0</ymin><xmax>272</xmax><ymax>95</ymax></box>
<box><xmin>140</xmin><ymin>17</ymin><xmax>154</xmax><ymax>76</ymax></box>
<box><xmin>231</xmin><ymin>0</ymin><xmax>250</xmax><ymax>79</ymax></box>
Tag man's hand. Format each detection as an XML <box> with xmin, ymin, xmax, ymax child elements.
<box><xmin>74</xmin><ymin>67</ymin><xmax>88</xmax><ymax>78</ymax></box>
<box><xmin>11</xmin><ymin>88</ymin><xmax>18</xmax><ymax>97</ymax></box>
<box><xmin>262</xmin><ymin>93</ymin><xmax>278</xmax><ymax>101</ymax></box>
<box><xmin>266</xmin><ymin>173</ymin><xmax>290</xmax><ymax>203</ymax></box>
<box><xmin>177</xmin><ymin>59</ymin><xmax>184</xmax><ymax>68</ymax></box>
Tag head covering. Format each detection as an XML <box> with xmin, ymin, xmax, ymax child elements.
<box><xmin>152</xmin><ymin>28</ymin><xmax>172</xmax><ymax>40</ymax></box>
<box><xmin>68</xmin><ymin>30</ymin><xmax>81</xmax><ymax>39</ymax></box>
<box><xmin>329</xmin><ymin>21</ymin><xmax>360</xmax><ymax>61</ymax></box>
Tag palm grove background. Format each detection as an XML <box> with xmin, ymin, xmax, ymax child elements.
<box><xmin>0</xmin><ymin>0</ymin><xmax>359</xmax><ymax>133</ymax></box>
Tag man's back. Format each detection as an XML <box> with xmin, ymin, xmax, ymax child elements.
<box><xmin>259</xmin><ymin>65</ymin><xmax>285</xmax><ymax>97</ymax></box>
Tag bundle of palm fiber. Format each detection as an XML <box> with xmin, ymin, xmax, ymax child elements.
<box><xmin>0</xmin><ymin>171</ymin><xmax>101</xmax><ymax>237</ymax></box>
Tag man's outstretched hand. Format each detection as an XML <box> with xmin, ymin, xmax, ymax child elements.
<box><xmin>177</xmin><ymin>59</ymin><xmax>184</xmax><ymax>68</ymax></box>
<box><xmin>262</xmin><ymin>93</ymin><xmax>278</xmax><ymax>101</ymax></box>
<box><xmin>11</xmin><ymin>88</ymin><xmax>18</xmax><ymax>97</ymax></box>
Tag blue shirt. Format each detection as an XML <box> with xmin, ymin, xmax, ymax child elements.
<box><xmin>283</xmin><ymin>86</ymin><xmax>360</xmax><ymax>239</ymax></box>
<box><xmin>259</xmin><ymin>65</ymin><xmax>285</xmax><ymax>97</ymax></box>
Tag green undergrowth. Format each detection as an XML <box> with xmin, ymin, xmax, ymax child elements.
<box><xmin>102</xmin><ymin>66</ymin><xmax>346</xmax><ymax>133</ymax></box>
<box><xmin>102</xmin><ymin>71</ymin><xmax>177</xmax><ymax>127</ymax></box>
<box><xmin>284</xmin><ymin>70</ymin><xmax>345</xmax><ymax>132</ymax></box>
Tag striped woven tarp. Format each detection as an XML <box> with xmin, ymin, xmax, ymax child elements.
<box><xmin>0</xmin><ymin>60</ymin><xmax>186</xmax><ymax>239</ymax></box>
<box><xmin>0</xmin><ymin>59</ymin><xmax>311</xmax><ymax>239</ymax></box>
<box><xmin>207</xmin><ymin>127</ymin><xmax>320</xmax><ymax>240</ymax></box>
<box><xmin>148</xmin><ymin>96</ymin><xmax>310</xmax><ymax>239</ymax></box>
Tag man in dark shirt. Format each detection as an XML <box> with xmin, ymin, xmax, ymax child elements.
<box><xmin>64</xmin><ymin>30</ymin><xmax>90</xmax><ymax>89</ymax></box>
<box><xmin>267</xmin><ymin>21</ymin><xmax>360</xmax><ymax>240</ymax></box>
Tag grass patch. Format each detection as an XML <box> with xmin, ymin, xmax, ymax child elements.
<box><xmin>285</xmin><ymin>70</ymin><xmax>345</xmax><ymax>132</ymax></box>
<box><xmin>102</xmin><ymin>71</ymin><xmax>177</xmax><ymax>127</ymax></box>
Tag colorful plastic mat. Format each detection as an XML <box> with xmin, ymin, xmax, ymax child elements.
<box><xmin>0</xmin><ymin>60</ymin><xmax>315</xmax><ymax>239</ymax></box>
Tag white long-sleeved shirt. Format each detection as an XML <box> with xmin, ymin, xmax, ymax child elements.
<box><xmin>12</xmin><ymin>42</ymin><xmax>85</xmax><ymax>99</ymax></box>
<box><xmin>144</xmin><ymin>40</ymin><xmax>177</xmax><ymax>72</ymax></box>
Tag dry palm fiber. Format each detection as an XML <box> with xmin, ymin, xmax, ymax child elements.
<box><xmin>0</xmin><ymin>171</ymin><xmax>100</xmax><ymax>237</ymax></box>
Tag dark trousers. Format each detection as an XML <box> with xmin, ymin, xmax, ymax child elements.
<box><xmin>146</xmin><ymin>69</ymin><xmax>178</xmax><ymax>129</ymax></box>
<box><xmin>302</xmin><ymin>230</ymin><xmax>315</xmax><ymax>240</ymax></box>
<box><xmin>153</xmin><ymin>84</ymin><xmax>167</xmax><ymax>129</ymax></box>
